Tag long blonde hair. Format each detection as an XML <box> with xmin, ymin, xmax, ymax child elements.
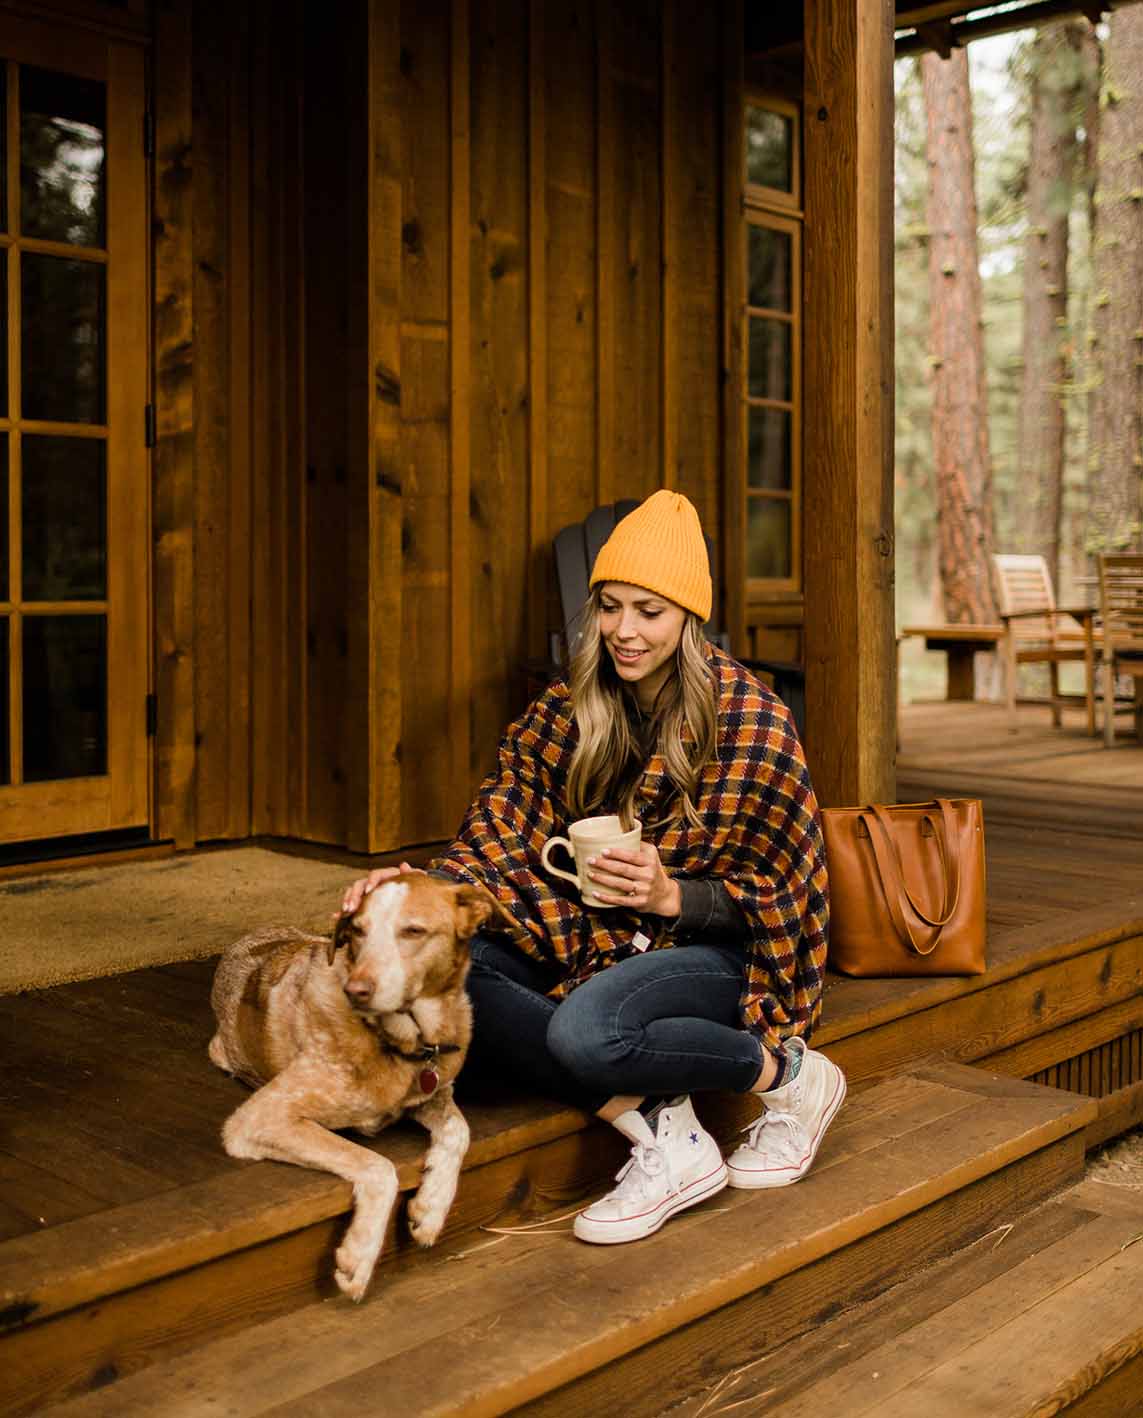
<box><xmin>565</xmin><ymin>588</ymin><xmax>718</xmax><ymax>829</ymax></box>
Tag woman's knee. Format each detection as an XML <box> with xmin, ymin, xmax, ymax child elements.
<box><xmin>546</xmin><ymin>987</ymin><xmax>635</xmax><ymax>1084</ymax></box>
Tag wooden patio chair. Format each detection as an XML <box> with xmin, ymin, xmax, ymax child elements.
<box><xmin>1097</xmin><ymin>553</ymin><xmax>1143</xmax><ymax>747</ymax></box>
<box><xmin>553</xmin><ymin>502</ymin><xmax>805</xmax><ymax>734</ymax></box>
<box><xmin>991</xmin><ymin>553</ymin><xmax>1095</xmax><ymax>733</ymax></box>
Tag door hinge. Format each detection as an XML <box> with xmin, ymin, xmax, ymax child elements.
<box><xmin>145</xmin><ymin>404</ymin><xmax>156</xmax><ymax>447</ymax></box>
<box><xmin>146</xmin><ymin>693</ymin><xmax>157</xmax><ymax>738</ymax></box>
<box><xmin>143</xmin><ymin>109</ymin><xmax>154</xmax><ymax>159</ymax></box>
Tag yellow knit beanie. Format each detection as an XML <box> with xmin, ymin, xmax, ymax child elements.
<box><xmin>589</xmin><ymin>490</ymin><xmax>712</xmax><ymax>621</ymax></box>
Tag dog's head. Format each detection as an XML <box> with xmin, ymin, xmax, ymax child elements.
<box><xmin>328</xmin><ymin>875</ymin><xmax>509</xmax><ymax>1016</ymax></box>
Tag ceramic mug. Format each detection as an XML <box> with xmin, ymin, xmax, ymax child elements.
<box><xmin>540</xmin><ymin>814</ymin><xmax>642</xmax><ymax>908</ymax></box>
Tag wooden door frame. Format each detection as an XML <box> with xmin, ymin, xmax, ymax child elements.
<box><xmin>0</xmin><ymin>10</ymin><xmax>152</xmax><ymax>846</ymax></box>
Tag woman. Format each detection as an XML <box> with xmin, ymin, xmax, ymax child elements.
<box><xmin>343</xmin><ymin>490</ymin><xmax>842</xmax><ymax>1245</ymax></box>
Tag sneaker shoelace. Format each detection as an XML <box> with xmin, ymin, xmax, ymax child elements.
<box><xmin>610</xmin><ymin>1139</ymin><xmax>671</xmax><ymax>1203</ymax></box>
<box><xmin>743</xmin><ymin>1106</ymin><xmax>805</xmax><ymax>1161</ymax></box>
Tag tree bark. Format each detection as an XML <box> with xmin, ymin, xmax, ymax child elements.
<box><xmin>923</xmin><ymin>48</ymin><xmax>997</xmax><ymax>623</ymax></box>
<box><xmin>1018</xmin><ymin>21</ymin><xmax>1091</xmax><ymax>587</ymax></box>
<box><xmin>1087</xmin><ymin>5</ymin><xmax>1143</xmax><ymax>554</ymax></box>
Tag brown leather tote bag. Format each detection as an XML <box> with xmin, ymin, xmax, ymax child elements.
<box><xmin>820</xmin><ymin>798</ymin><xmax>986</xmax><ymax>977</ymax></box>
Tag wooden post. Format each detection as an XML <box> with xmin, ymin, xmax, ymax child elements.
<box><xmin>802</xmin><ymin>0</ymin><xmax>896</xmax><ymax>807</ymax></box>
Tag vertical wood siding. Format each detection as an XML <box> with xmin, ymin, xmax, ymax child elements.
<box><xmin>153</xmin><ymin>0</ymin><xmax>197</xmax><ymax>849</ymax></box>
<box><xmin>470</xmin><ymin>0</ymin><xmax>530</xmax><ymax>785</ymax></box>
<box><xmin>159</xmin><ymin>0</ymin><xmax>729</xmax><ymax>851</ymax></box>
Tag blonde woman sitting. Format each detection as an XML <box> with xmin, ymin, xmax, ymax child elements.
<box><xmin>344</xmin><ymin>490</ymin><xmax>843</xmax><ymax>1244</ymax></box>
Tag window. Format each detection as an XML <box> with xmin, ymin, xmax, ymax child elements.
<box><xmin>742</xmin><ymin>97</ymin><xmax>801</xmax><ymax>597</ymax></box>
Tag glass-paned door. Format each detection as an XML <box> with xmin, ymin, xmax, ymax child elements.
<box><xmin>0</xmin><ymin>15</ymin><xmax>148</xmax><ymax>845</ymax></box>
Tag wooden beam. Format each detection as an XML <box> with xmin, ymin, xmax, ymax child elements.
<box><xmin>802</xmin><ymin>0</ymin><xmax>896</xmax><ymax>807</ymax></box>
<box><xmin>896</xmin><ymin>3</ymin><xmax>1122</xmax><ymax>58</ymax></box>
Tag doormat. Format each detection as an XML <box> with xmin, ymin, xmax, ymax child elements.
<box><xmin>0</xmin><ymin>846</ymin><xmax>359</xmax><ymax>994</ymax></box>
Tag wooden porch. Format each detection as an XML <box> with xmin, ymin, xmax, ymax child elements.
<box><xmin>2</xmin><ymin>700</ymin><xmax>1142</xmax><ymax>1414</ymax></box>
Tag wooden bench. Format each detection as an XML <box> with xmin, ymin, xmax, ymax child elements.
<box><xmin>900</xmin><ymin>624</ymin><xmax>1005</xmax><ymax>701</ymax></box>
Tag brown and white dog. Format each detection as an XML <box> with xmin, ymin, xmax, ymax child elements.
<box><xmin>208</xmin><ymin>874</ymin><xmax>498</xmax><ymax>1301</ymax></box>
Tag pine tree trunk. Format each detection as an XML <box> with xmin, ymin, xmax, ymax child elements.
<box><xmin>1087</xmin><ymin>5</ymin><xmax>1143</xmax><ymax>554</ymax></box>
<box><xmin>1019</xmin><ymin>22</ymin><xmax>1088</xmax><ymax>587</ymax></box>
<box><xmin>1073</xmin><ymin>23</ymin><xmax>1102</xmax><ymax>584</ymax></box>
<box><xmin>923</xmin><ymin>49</ymin><xmax>997</xmax><ymax>623</ymax></box>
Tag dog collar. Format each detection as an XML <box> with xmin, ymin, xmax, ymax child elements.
<box><xmin>388</xmin><ymin>1040</ymin><xmax>461</xmax><ymax>1063</ymax></box>
<box><xmin>385</xmin><ymin>1039</ymin><xmax>461</xmax><ymax>1096</ymax></box>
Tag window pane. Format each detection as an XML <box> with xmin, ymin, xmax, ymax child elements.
<box><xmin>747</xmin><ymin>498</ymin><xmax>791</xmax><ymax>581</ymax></box>
<box><xmin>20</xmin><ymin>65</ymin><xmax>106</xmax><ymax>247</ymax></box>
<box><xmin>0</xmin><ymin>618</ymin><xmax>7</xmax><ymax>785</ymax></box>
<box><xmin>745</xmin><ymin>105</ymin><xmax>792</xmax><ymax>192</ymax></box>
<box><xmin>22</xmin><ymin>614</ymin><xmax>107</xmax><ymax>781</ymax></box>
<box><xmin>21</xmin><ymin>253</ymin><xmax>106</xmax><ymax>423</ymax></box>
<box><xmin>748</xmin><ymin>317</ymin><xmax>791</xmax><ymax>402</ymax></box>
<box><xmin>22</xmin><ymin>436</ymin><xmax>106</xmax><ymax>601</ymax></box>
<box><xmin>748</xmin><ymin>407</ymin><xmax>791</xmax><ymax>490</ymax></box>
<box><xmin>748</xmin><ymin>225</ymin><xmax>792</xmax><ymax>312</ymax></box>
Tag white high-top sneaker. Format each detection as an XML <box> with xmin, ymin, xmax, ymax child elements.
<box><xmin>726</xmin><ymin>1038</ymin><xmax>846</xmax><ymax>1189</ymax></box>
<box><xmin>573</xmin><ymin>1096</ymin><xmax>728</xmax><ymax>1245</ymax></box>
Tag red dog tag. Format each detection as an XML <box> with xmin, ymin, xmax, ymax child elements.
<box><xmin>419</xmin><ymin>1067</ymin><xmax>439</xmax><ymax>1095</ymax></box>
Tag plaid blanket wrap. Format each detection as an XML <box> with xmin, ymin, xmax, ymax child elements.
<box><xmin>433</xmin><ymin>645</ymin><xmax>829</xmax><ymax>1047</ymax></box>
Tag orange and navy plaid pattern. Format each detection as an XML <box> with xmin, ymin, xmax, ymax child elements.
<box><xmin>433</xmin><ymin>645</ymin><xmax>829</xmax><ymax>1048</ymax></box>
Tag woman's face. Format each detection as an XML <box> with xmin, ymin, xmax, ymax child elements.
<box><xmin>597</xmin><ymin>582</ymin><xmax>687</xmax><ymax>709</ymax></box>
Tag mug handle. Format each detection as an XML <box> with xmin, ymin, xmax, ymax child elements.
<box><xmin>540</xmin><ymin>837</ymin><xmax>580</xmax><ymax>889</ymax></box>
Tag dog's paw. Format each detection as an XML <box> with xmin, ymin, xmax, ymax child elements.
<box><xmin>334</xmin><ymin>1242</ymin><xmax>376</xmax><ymax>1302</ymax></box>
<box><xmin>335</xmin><ymin>1172</ymin><xmax>396</xmax><ymax>1301</ymax></box>
<box><xmin>407</xmin><ymin>1189</ymin><xmax>448</xmax><ymax>1247</ymax></box>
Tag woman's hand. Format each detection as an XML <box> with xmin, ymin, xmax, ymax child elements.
<box><xmin>587</xmin><ymin>842</ymin><xmax>682</xmax><ymax>917</ymax></box>
<box><xmin>341</xmin><ymin>861</ymin><xmax>421</xmax><ymax>915</ymax></box>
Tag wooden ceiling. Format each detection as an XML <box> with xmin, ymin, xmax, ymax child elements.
<box><xmin>748</xmin><ymin>1</ymin><xmax>1139</xmax><ymax>61</ymax></box>
<box><xmin>895</xmin><ymin>0</ymin><xmax>1139</xmax><ymax>57</ymax></box>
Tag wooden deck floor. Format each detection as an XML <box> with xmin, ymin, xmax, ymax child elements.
<box><xmin>2</xmin><ymin>698</ymin><xmax>1140</xmax><ymax>1250</ymax></box>
<box><xmin>898</xmin><ymin>699</ymin><xmax>1143</xmax><ymax>935</ymax></box>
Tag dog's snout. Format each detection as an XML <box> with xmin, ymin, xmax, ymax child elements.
<box><xmin>344</xmin><ymin>976</ymin><xmax>374</xmax><ymax>1006</ymax></box>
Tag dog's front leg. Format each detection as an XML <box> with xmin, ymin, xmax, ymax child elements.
<box><xmin>407</xmin><ymin>1084</ymin><xmax>470</xmax><ymax>1247</ymax></box>
<box><xmin>222</xmin><ymin>1072</ymin><xmax>398</xmax><ymax>1301</ymax></box>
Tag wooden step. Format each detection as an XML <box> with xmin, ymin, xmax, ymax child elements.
<box><xmin>38</xmin><ymin>1064</ymin><xmax>1095</xmax><ymax>1417</ymax></box>
<box><xmin>817</xmin><ymin>897</ymin><xmax>1143</xmax><ymax>1088</ymax></box>
<box><xmin>0</xmin><ymin>1085</ymin><xmax>761</xmax><ymax>1417</ymax></box>
<box><xmin>671</xmin><ymin>1176</ymin><xmax>1143</xmax><ymax>1417</ymax></box>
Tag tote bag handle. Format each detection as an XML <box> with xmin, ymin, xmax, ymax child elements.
<box><xmin>858</xmin><ymin>799</ymin><xmax>962</xmax><ymax>956</ymax></box>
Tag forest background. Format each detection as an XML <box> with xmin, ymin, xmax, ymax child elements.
<box><xmin>895</xmin><ymin>5</ymin><xmax>1143</xmax><ymax>701</ymax></box>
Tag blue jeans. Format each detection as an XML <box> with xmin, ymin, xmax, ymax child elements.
<box><xmin>460</xmin><ymin>935</ymin><xmax>765</xmax><ymax>1114</ymax></box>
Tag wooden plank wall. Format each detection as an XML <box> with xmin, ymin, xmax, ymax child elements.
<box><xmin>154</xmin><ymin>0</ymin><xmax>730</xmax><ymax>852</ymax></box>
<box><xmin>153</xmin><ymin>0</ymin><xmax>197</xmax><ymax>849</ymax></box>
<box><xmin>247</xmin><ymin>0</ymin><xmax>305</xmax><ymax>841</ymax></box>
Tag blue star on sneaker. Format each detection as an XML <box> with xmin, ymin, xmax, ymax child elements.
<box><xmin>689</xmin><ymin>1131</ymin><xmax>699</xmax><ymax>1144</ymax></box>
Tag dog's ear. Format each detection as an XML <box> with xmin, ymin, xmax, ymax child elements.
<box><xmin>452</xmin><ymin>883</ymin><xmax>514</xmax><ymax>941</ymax></box>
<box><xmin>327</xmin><ymin>911</ymin><xmax>356</xmax><ymax>967</ymax></box>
